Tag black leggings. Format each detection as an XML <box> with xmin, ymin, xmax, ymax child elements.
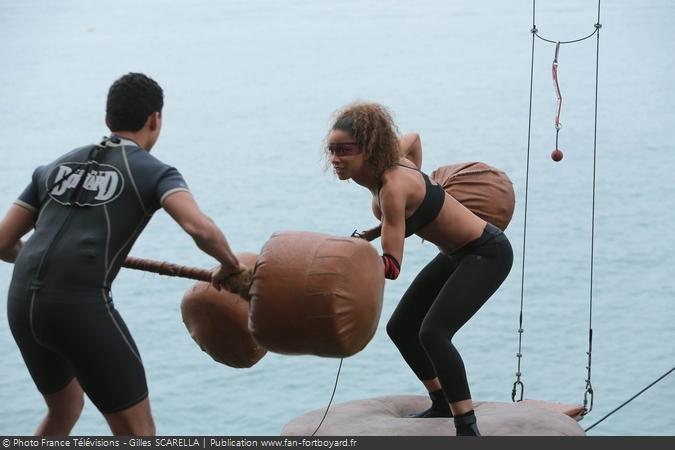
<box><xmin>386</xmin><ymin>223</ymin><xmax>513</xmax><ymax>402</ymax></box>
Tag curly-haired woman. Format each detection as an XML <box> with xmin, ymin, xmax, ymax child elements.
<box><xmin>325</xmin><ymin>102</ymin><xmax>513</xmax><ymax>436</ymax></box>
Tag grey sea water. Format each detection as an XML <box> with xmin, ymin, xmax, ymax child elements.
<box><xmin>0</xmin><ymin>0</ymin><xmax>673</xmax><ymax>436</ymax></box>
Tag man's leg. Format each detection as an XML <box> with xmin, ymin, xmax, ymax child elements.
<box><xmin>103</xmin><ymin>398</ymin><xmax>155</xmax><ymax>436</ymax></box>
<box><xmin>52</xmin><ymin>289</ymin><xmax>153</xmax><ymax>436</ymax></box>
<box><xmin>36</xmin><ymin>378</ymin><xmax>84</xmax><ymax>436</ymax></box>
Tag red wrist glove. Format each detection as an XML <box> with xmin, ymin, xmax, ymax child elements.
<box><xmin>382</xmin><ymin>253</ymin><xmax>401</xmax><ymax>280</ymax></box>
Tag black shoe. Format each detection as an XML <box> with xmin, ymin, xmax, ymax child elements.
<box><xmin>406</xmin><ymin>389</ymin><xmax>452</xmax><ymax>418</ymax></box>
<box><xmin>454</xmin><ymin>410</ymin><xmax>481</xmax><ymax>436</ymax></box>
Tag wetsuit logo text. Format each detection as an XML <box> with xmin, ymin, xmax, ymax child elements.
<box><xmin>47</xmin><ymin>162</ymin><xmax>125</xmax><ymax>206</ymax></box>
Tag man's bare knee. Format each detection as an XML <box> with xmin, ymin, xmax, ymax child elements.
<box><xmin>48</xmin><ymin>398</ymin><xmax>84</xmax><ymax>424</ymax></box>
<box><xmin>46</xmin><ymin>389</ymin><xmax>84</xmax><ymax>422</ymax></box>
<box><xmin>104</xmin><ymin>398</ymin><xmax>155</xmax><ymax>436</ymax></box>
<box><xmin>38</xmin><ymin>379</ymin><xmax>85</xmax><ymax>435</ymax></box>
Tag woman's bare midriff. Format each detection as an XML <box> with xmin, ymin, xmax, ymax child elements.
<box><xmin>415</xmin><ymin>193</ymin><xmax>487</xmax><ymax>254</ymax></box>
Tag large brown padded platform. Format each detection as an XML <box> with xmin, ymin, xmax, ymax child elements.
<box><xmin>282</xmin><ymin>395</ymin><xmax>585</xmax><ymax>436</ymax></box>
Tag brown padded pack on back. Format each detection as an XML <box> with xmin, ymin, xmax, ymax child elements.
<box><xmin>431</xmin><ymin>162</ymin><xmax>515</xmax><ymax>231</ymax></box>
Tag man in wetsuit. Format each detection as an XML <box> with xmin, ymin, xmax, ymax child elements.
<box><xmin>0</xmin><ymin>73</ymin><xmax>243</xmax><ymax>435</ymax></box>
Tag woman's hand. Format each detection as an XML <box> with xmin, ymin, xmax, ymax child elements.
<box><xmin>351</xmin><ymin>225</ymin><xmax>382</xmax><ymax>242</ymax></box>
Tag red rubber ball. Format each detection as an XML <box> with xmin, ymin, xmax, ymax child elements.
<box><xmin>551</xmin><ymin>148</ymin><xmax>564</xmax><ymax>162</ymax></box>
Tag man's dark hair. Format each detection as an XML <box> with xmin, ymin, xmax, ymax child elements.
<box><xmin>106</xmin><ymin>73</ymin><xmax>164</xmax><ymax>132</ymax></box>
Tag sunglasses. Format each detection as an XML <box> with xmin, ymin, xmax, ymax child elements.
<box><xmin>328</xmin><ymin>142</ymin><xmax>363</xmax><ymax>156</ymax></box>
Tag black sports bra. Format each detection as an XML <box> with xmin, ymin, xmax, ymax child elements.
<box><xmin>378</xmin><ymin>164</ymin><xmax>446</xmax><ymax>237</ymax></box>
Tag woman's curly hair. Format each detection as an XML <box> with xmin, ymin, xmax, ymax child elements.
<box><xmin>326</xmin><ymin>102</ymin><xmax>400</xmax><ymax>178</ymax></box>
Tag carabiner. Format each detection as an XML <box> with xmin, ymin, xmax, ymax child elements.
<box><xmin>582</xmin><ymin>385</ymin><xmax>594</xmax><ymax>415</ymax></box>
<box><xmin>511</xmin><ymin>380</ymin><xmax>524</xmax><ymax>402</ymax></box>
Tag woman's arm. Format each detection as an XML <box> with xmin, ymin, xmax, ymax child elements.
<box><xmin>399</xmin><ymin>133</ymin><xmax>422</xmax><ymax>169</ymax></box>
<box><xmin>379</xmin><ymin>185</ymin><xmax>406</xmax><ymax>279</ymax></box>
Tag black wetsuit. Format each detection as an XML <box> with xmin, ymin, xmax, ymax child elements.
<box><xmin>7</xmin><ymin>136</ymin><xmax>189</xmax><ymax>413</ymax></box>
<box><xmin>385</xmin><ymin>164</ymin><xmax>513</xmax><ymax>403</ymax></box>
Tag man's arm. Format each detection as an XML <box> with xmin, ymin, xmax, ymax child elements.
<box><xmin>399</xmin><ymin>133</ymin><xmax>422</xmax><ymax>169</ymax></box>
<box><xmin>162</xmin><ymin>191</ymin><xmax>242</xmax><ymax>285</ymax></box>
<box><xmin>0</xmin><ymin>204</ymin><xmax>36</xmax><ymax>262</ymax></box>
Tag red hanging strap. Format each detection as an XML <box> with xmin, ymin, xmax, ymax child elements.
<box><xmin>552</xmin><ymin>41</ymin><xmax>562</xmax><ymax>134</ymax></box>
